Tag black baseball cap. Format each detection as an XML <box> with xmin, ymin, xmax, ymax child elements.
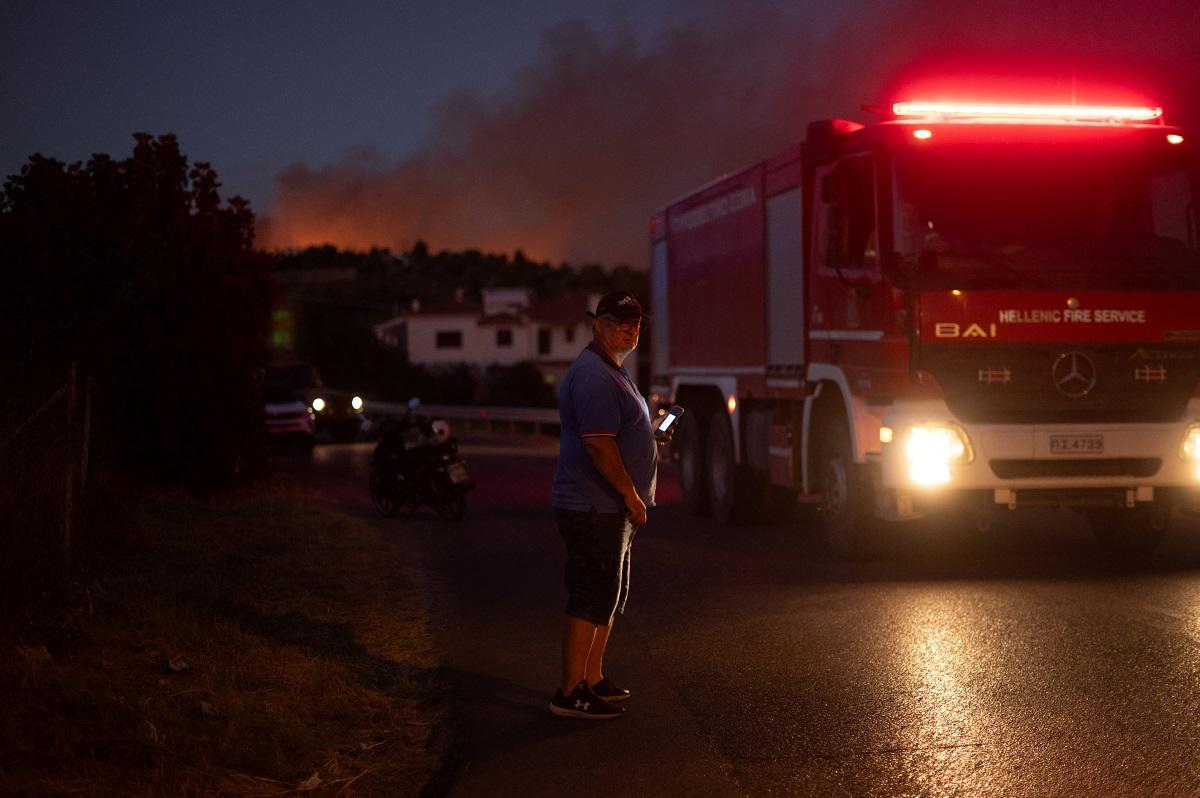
<box><xmin>588</xmin><ymin>290</ymin><xmax>648</xmax><ymax>321</ymax></box>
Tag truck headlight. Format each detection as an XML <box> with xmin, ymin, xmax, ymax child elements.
<box><xmin>904</xmin><ymin>423</ymin><xmax>973</xmax><ymax>487</ymax></box>
<box><xmin>1180</xmin><ymin>422</ymin><xmax>1200</xmax><ymax>461</ymax></box>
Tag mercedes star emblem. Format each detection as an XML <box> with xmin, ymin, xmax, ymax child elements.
<box><xmin>1051</xmin><ymin>351</ymin><xmax>1097</xmax><ymax>398</ymax></box>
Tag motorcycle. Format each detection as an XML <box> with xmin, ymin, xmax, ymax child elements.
<box><xmin>369</xmin><ymin>405</ymin><xmax>474</xmax><ymax>521</ymax></box>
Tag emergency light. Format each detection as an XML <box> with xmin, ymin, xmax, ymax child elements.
<box><xmin>892</xmin><ymin>101</ymin><xmax>1163</xmax><ymax>123</ymax></box>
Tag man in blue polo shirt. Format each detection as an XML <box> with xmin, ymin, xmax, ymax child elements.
<box><xmin>549</xmin><ymin>290</ymin><xmax>663</xmax><ymax>720</ymax></box>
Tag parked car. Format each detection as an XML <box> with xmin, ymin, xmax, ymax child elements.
<box><xmin>265</xmin><ymin>362</ymin><xmax>367</xmax><ymax>443</ymax></box>
<box><xmin>263</xmin><ymin>381</ymin><xmax>315</xmax><ymax>453</ymax></box>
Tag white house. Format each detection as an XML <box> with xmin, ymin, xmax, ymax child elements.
<box><xmin>372</xmin><ymin>288</ymin><xmax>638</xmax><ymax>387</ymax></box>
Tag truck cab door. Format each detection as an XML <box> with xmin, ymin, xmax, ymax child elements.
<box><xmin>810</xmin><ymin>155</ymin><xmax>883</xmax><ymax>347</ymax></box>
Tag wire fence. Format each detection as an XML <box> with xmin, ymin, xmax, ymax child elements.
<box><xmin>0</xmin><ymin>364</ymin><xmax>91</xmax><ymax>600</ymax></box>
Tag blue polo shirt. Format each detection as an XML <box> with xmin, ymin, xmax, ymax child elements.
<box><xmin>552</xmin><ymin>345</ymin><xmax>657</xmax><ymax>513</ymax></box>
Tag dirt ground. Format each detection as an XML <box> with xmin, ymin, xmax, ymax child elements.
<box><xmin>0</xmin><ymin>481</ymin><xmax>447</xmax><ymax>797</ymax></box>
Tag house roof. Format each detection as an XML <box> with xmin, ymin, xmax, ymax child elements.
<box><xmin>477</xmin><ymin>313</ymin><xmax>524</xmax><ymax>327</ymax></box>
<box><xmin>408</xmin><ymin>299</ymin><xmax>483</xmax><ymax>317</ymax></box>
<box><xmin>525</xmin><ymin>290</ymin><xmax>598</xmax><ymax>325</ymax></box>
<box><xmin>373</xmin><ymin>317</ymin><xmax>406</xmax><ymax>335</ymax></box>
<box><xmin>375</xmin><ymin>290</ymin><xmax>599</xmax><ymax>332</ymax></box>
<box><xmin>372</xmin><ymin>298</ymin><xmax>480</xmax><ymax>335</ymax></box>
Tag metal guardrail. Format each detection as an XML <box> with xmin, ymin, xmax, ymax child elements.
<box><xmin>368</xmin><ymin>401</ymin><xmax>560</xmax><ymax>434</ymax></box>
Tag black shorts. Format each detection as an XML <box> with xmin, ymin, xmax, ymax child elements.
<box><xmin>556</xmin><ymin>508</ymin><xmax>636</xmax><ymax>626</ymax></box>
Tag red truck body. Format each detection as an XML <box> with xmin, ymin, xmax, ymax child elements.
<box><xmin>651</xmin><ymin>102</ymin><xmax>1200</xmax><ymax>554</ymax></box>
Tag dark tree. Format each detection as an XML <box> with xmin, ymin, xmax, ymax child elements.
<box><xmin>0</xmin><ymin>134</ymin><xmax>274</xmax><ymax>490</ymax></box>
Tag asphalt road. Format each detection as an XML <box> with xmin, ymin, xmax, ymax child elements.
<box><xmin>279</xmin><ymin>436</ymin><xmax>1200</xmax><ymax>798</ymax></box>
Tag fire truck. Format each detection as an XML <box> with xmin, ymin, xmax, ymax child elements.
<box><xmin>649</xmin><ymin>100</ymin><xmax>1200</xmax><ymax>555</ymax></box>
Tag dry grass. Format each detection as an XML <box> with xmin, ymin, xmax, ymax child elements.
<box><xmin>0</xmin><ymin>483</ymin><xmax>445</xmax><ymax>797</ymax></box>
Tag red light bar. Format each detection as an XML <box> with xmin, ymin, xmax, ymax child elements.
<box><xmin>893</xmin><ymin>101</ymin><xmax>1163</xmax><ymax>123</ymax></box>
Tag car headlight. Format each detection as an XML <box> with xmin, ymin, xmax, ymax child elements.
<box><xmin>904</xmin><ymin>423</ymin><xmax>973</xmax><ymax>487</ymax></box>
<box><xmin>1180</xmin><ymin>423</ymin><xmax>1200</xmax><ymax>474</ymax></box>
<box><xmin>351</xmin><ymin>396</ymin><xmax>364</xmax><ymax>411</ymax></box>
<box><xmin>311</xmin><ymin>396</ymin><xmax>326</xmax><ymax>412</ymax></box>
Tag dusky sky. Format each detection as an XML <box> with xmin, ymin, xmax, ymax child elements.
<box><xmin>2</xmin><ymin>1</ymin><xmax>692</xmax><ymax>210</ymax></box>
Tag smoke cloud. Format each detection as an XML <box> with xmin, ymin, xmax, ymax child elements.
<box><xmin>262</xmin><ymin>1</ymin><xmax>1200</xmax><ymax>267</ymax></box>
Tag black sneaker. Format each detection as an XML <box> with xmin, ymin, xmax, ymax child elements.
<box><xmin>549</xmin><ymin>681</ymin><xmax>623</xmax><ymax>720</ymax></box>
<box><xmin>590</xmin><ymin>677</ymin><xmax>631</xmax><ymax>703</ymax></box>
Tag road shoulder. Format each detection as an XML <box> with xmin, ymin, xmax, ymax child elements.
<box><xmin>0</xmin><ymin>483</ymin><xmax>448</xmax><ymax>796</ymax></box>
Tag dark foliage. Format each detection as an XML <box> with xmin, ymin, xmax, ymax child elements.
<box><xmin>274</xmin><ymin>240</ymin><xmax>647</xmax><ymax>308</ymax></box>
<box><xmin>483</xmin><ymin>362</ymin><xmax>557</xmax><ymax>407</ymax></box>
<box><xmin>0</xmin><ymin>134</ymin><xmax>274</xmax><ymax>490</ymax></box>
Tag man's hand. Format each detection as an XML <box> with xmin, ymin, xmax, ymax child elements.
<box><xmin>583</xmin><ymin>436</ymin><xmax>647</xmax><ymax>526</ymax></box>
<box><xmin>655</xmin><ymin>425</ymin><xmax>675</xmax><ymax>445</ymax></box>
<box><xmin>623</xmin><ymin>491</ymin><xmax>648</xmax><ymax>526</ymax></box>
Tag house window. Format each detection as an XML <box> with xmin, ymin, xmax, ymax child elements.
<box><xmin>565</xmin><ymin>327</ymin><xmax>575</xmax><ymax>343</ymax></box>
<box><xmin>435</xmin><ymin>331</ymin><xmax>463</xmax><ymax>349</ymax></box>
<box><xmin>537</xmin><ymin>328</ymin><xmax>551</xmax><ymax>355</ymax></box>
<box><xmin>496</xmin><ymin>329</ymin><xmax>513</xmax><ymax>347</ymax></box>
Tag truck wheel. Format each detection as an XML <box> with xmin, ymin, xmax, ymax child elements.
<box><xmin>815</xmin><ymin>421</ymin><xmax>876</xmax><ymax>558</ymax></box>
<box><xmin>1087</xmin><ymin>507</ymin><xmax>1168</xmax><ymax>554</ymax></box>
<box><xmin>675</xmin><ymin>410</ymin><xmax>709</xmax><ymax>516</ymax></box>
<box><xmin>705</xmin><ymin>411</ymin><xmax>760</xmax><ymax>525</ymax></box>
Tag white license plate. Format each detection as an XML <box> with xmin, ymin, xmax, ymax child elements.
<box><xmin>447</xmin><ymin>462</ymin><xmax>470</xmax><ymax>483</ymax></box>
<box><xmin>1049</xmin><ymin>434</ymin><xmax>1104</xmax><ymax>454</ymax></box>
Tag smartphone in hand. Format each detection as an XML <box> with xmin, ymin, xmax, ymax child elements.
<box><xmin>654</xmin><ymin>405</ymin><xmax>685</xmax><ymax>441</ymax></box>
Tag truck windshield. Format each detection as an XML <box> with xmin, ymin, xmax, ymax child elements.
<box><xmin>893</xmin><ymin>144</ymin><xmax>1200</xmax><ymax>290</ymax></box>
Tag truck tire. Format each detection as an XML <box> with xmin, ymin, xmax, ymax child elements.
<box><xmin>1087</xmin><ymin>507</ymin><xmax>1167</xmax><ymax>554</ymax></box>
<box><xmin>815</xmin><ymin>420</ymin><xmax>876</xmax><ymax>558</ymax></box>
<box><xmin>675</xmin><ymin>411</ymin><xmax>709</xmax><ymax>516</ymax></box>
<box><xmin>705</xmin><ymin>411</ymin><xmax>737</xmax><ymax>523</ymax></box>
<box><xmin>705</xmin><ymin>411</ymin><xmax>762</xmax><ymax>525</ymax></box>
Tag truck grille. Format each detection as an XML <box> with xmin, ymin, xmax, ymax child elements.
<box><xmin>989</xmin><ymin>458</ymin><xmax>1161</xmax><ymax>479</ymax></box>
<box><xmin>922</xmin><ymin>344</ymin><xmax>1200</xmax><ymax>424</ymax></box>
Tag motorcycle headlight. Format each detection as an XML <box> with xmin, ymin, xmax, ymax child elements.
<box><xmin>904</xmin><ymin>423</ymin><xmax>973</xmax><ymax>487</ymax></box>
